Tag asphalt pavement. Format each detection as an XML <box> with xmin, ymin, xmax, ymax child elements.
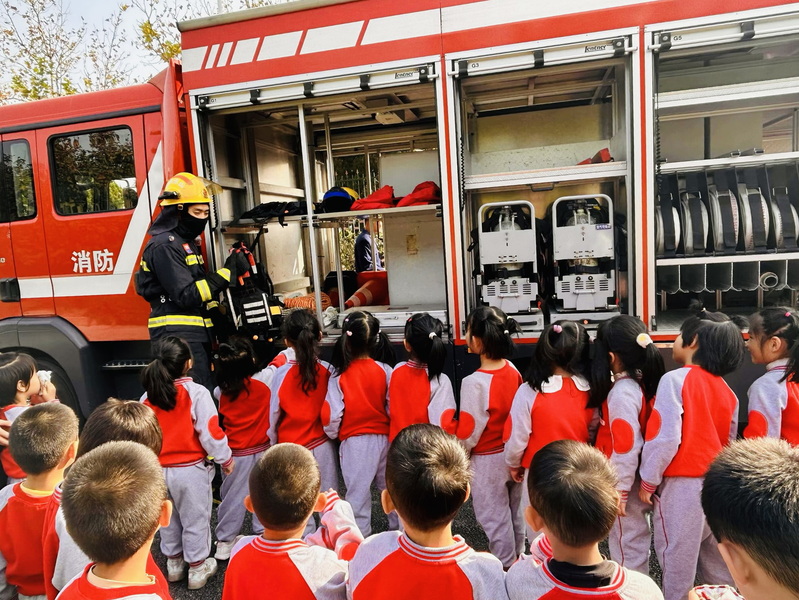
<box><xmin>151</xmin><ymin>489</ymin><xmax>662</xmax><ymax>600</ymax></box>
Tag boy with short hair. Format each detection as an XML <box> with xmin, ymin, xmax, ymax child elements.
<box><xmin>347</xmin><ymin>423</ymin><xmax>508</xmax><ymax>600</ymax></box>
<box><xmin>0</xmin><ymin>403</ymin><xmax>79</xmax><ymax>600</ymax></box>
<box><xmin>58</xmin><ymin>440</ymin><xmax>172</xmax><ymax>600</ymax></box>
<box><xmin>505</xmin><ymin>440</ymin><xmax>662</xmax><ymax>600</ymax></box>
<box><xmin>697</xmin><ymin>437</ymin><xmax>799</xmax><ymax>600</ymax></box>
<box><xmin>42</xmin><ymin>399</ymin><xmax>165</xmax><ymax>599</ymax></box>
<box><xmin>222</xmin><ymin>443</ymin><xmax>362</xmax><ymax>600</ymax></box>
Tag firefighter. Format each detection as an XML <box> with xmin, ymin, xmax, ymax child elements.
<box><xmin>136</xmin><ymin>172</ymin><xmax>244</xmax><ymax>391</ymax></box>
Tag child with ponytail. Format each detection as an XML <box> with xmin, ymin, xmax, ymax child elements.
<box><xmin>504</xmin><ymin>320</ymin><xmax>593</xmax><ymax>543</ymax></box>
<box><xmin>388</xmin><ymin>312</ymin><xmax>455</xmax><ymax>441</ymax></box>
<box><xmin>591</xmin><ymin>315</ymin><xmax>665</xmax><ymax>574</ymax></box>
<box><xmin>452</xmin><ymin>306</ymin><xmax>523</xmax><ymax>569</ymax></box>
<box><xmin>743</xmin><ymin>307</ymin><xmax>799</xmax><ymax>443</ymax></box>
<box><xmin>324</xmin><ymin>311</ymin><xmax>397</xmax><ymax>536</ymax></box>
<box><xmin>212</xmin><ymin>336</ymin><xmax>272</xmax><ymax>560</ymax></box>
<box><xmin>141</xmin><ymin>336</ymin><xmax>233</xmax><ymax>590</ymax></box>
<box><xmin>267</xmin><ymin>309</ymin><xmax>336</xmax><ymax>530</ymax></box>
<box><xmin>639</xmin><ymin>309</ymin><xmax>745</xmax><ymax>600</ymax></box>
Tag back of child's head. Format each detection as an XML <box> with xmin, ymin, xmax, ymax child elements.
<box><xmin>0</xmin><ymin>352</ymin><xmax>37</xmax><ymax>407</ymax></box>
<box><xmin>332</xmin><ymin>310</ymin><xmax>395</xmax><ymax>374</ymax></box>
<box><xmin>77</xmin><ymin>398</ymin><xmax>163</xmax><ymax>458</ymax></box>
<box><xmin>9</xmin><ymin>402</ymin><xmax>78</xmax><ymax>476</ymax></box>
<box><xmin>282</xmin><ymin>309</ymin><xmax>322</xmax><ymax>393</ymax></box>
<box><xmin>215</xmin><ymin>336</ymin><xmax>258</xmax><ymax>398</ymax></box>
<box><xmin>249</xmin><ymin>443</ymin><xmax>321</xmax><ymax>531</ymax></box>
<box><xmin>525</xmin><ymin>320</ymin><xmax>590</xmax><ymax>393</ymax></box>
<box><xmin>590</xmin><ymin>315</ymin><xmax>665</xmax><ymax>407</ymax></box>
<box><xmin>465</xmin><ymin>306</ymin><xmax>519</xmax><ymax>360</ymax></box>
<box><xmin>141</xmin><ymin>336</ymin><xmax>192</xmax><ymax>410</ymax></box>
<box><xmin>748</xmin><ymin>307</ymin><xmax>799</xmax><ymax>381</ymax></box>
<box><xmin>62</xmin><ymin>440</ymin><xmax>167</xmax><ymax>565</ymax></box>
<box><xmin>386</xmin><ymin>423</ymin><xmax>471</xmax><ymax>532</ymax></box>
<box><xmin>680</xmin><ymin>308</ymin><xmax>746</xmax><ymax>376</ymax></box>
<box><xmin>702</xmin><ymin>437</ymin><xmax>799</xmax><ymax>595</ymax></box>
<box><xmin>404</xmin><ymin>312</ymin><xmax>446</xmax><ymax>379</ymax></box>
<box><xmin>528</xmin><ymin>439</ymin><xmax>618</xmax><ymax>547</ymax></box>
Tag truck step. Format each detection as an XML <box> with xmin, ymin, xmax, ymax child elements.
<box><xmin>101</xmin><ymin>359</ymin><xmax>151</xmax><ymax>371</ymax></box>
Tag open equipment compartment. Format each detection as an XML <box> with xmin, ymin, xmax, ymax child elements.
<box><xmin>454</xmin><ymin>35</ymin><xmax>635</xmax><ymax>335</ymax></box>
<box><xmin>207</xmin><ymin>64</ymin><xmax>449</xmax><ymax>341</ymax></box>
<box><xmin>652</xmin><ymin>13</ymin><xmax>799</xmax><ymax>332</ymax></box>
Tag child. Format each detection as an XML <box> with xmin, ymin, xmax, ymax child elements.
<box><xmin>504</xmin><ymin>319</ymin><xmax>594</xmax><ymax>543</ymax></box>
<box><xmin>267</xmin><ymin>310</ymin><xmax>336</xmax><ymax>530</ymax></box>
<box><xmin>0</xmin><ymin>353</ymin><xmax>57</xmax><ymax>485</ymax></box>
<box><xmin>639</xmin><ymin>309</ymin><xmax>745</xmax><ymax>600</ymax></box>
<box><xmin>348</xmin><ymin>424</ymin><xmax>508</xmax><ymax>599</ymax></box>
<box><xmin>445</xmin><ymin>306</ymin><xmax>522</xmax><ymax>569</ymax></box>
<box><xmin>699</xmin><ymin>437</ymin><xmax>799</xmax><ymax>600</ymax></box>
<box><xmin>505</xmin><ymin>440</ymin><xmax>663</xmax><ymax>599</ymax></box>
<box><xmin>388</xmin><ymin>312</ymin><xmax>455</xmax><ymax>441</ymax></box>
<box><xmin>141</xmin><ymin>335</ymin><xmax>234</xmax><ymax>590</ymax></box>
<box><xmin>58</xmin><ymin>441</ymin><xmax>172</xmax><ymax>600</ymax></box>
<box><xmin>42</xmin><ymin>399</ymin><xmax>165</xmax><ymax>599</ymax></box>
<box><xmin>324</xmin><ymin>310</ymin><xmax>397</xmax><ymax>536</ymax></box>
<box><xmin>0</xmin><ymin>403</ymin><xmax>78</xmax><ymax>600</ymax></box>
<box><xmin>590</xmin><ymin>315</ymin><xmax>665</xmax><ymax>574</ymax></box>
<box><xmin>222</xmin><ymin>443</ymin><xmax>362</xmax><ymax>600</ymax></box>
<box><xmin>213</xmin><ymin>336</ymin><xmax>272</xmax><ymax>560</ymax></box>
<box><xmin>742</xmin><ymin>307</ymin><xmax>799</xmax><ymax>443</ymax></box>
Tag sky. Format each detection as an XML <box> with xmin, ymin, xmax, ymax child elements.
<box><xmin>65</xmin><ymin>0</ymin><xmax>262</xmax><ymax>82</ymax></box>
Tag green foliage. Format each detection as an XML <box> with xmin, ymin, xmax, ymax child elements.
<box><xmin>0</xmin><ymin>0</ymin><xmax>133</xmax><ymax>103</ymax></box>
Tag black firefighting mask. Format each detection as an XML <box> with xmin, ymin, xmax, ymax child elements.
<box><xmin>175</xmin><ymin>211</ymin><xmax>208</xmax><ymax>240</ymax></box>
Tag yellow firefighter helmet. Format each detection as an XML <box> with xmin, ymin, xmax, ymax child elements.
<box><xmin>158</xmin><ymin>172</ymin><xmax>222</xmax><ymax>207</ymax></box>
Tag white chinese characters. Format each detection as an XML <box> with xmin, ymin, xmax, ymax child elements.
<box><xmin>72</xmin><ymin>249</ymin><xmax>115</xmax><ymax>274</ymax></box>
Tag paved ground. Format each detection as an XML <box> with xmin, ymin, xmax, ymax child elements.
<box><xmin>152</xmin><ymin>488</ymin><xmax>663</xmax><ymax>600</ymax></box>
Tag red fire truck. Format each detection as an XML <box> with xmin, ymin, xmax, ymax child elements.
<box><xmin>1</xmin><ymin>0</ymin><xmax>797</xmax><ymax>416</ymax></box>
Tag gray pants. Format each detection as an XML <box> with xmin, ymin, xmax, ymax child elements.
<box><xmin>654</xmin><ymin>477</ymin><xmax>733</xmax><ymax>600</ymax></box>
<box><xmin>161</xmin><ymin>462</ymin><xmax>214</xmax><ymax>566</ymax></box>
<box><xmin>608</xmin><ymin>478</ymin><xmax>652</xmax><ymax>575</ymax></box>
<box><xmin>216</xmin><ymin>452</ymin><xmax>264</xmax><ymax>542</ymax></box>
<box><xmin>339</xmin><ymin>434</ymin><xmax>398</xmax><ymax>536</ymax></box>
<box><xmin>303</xmin><ymin>440</ymin><xmax>341</xmax><ymax>536</ymax></box>
<box><xmin>471</xmin><ymin>452</ymin><xmax>524</xmax><ymax>568</ymax></box>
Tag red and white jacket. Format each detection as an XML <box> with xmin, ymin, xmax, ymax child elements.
<box><xmin>504</xmin><ymin>375</ymin><xmax>594</xmax><ymax>470</ymax></box>
<box><xmin>594</xmin><ymin>376</ymin><xmax>653</xmax><ymax>502</ymax></box>
<box><xmin>387</xmin><ymin>361</ymin><xmax>455</xmax><ymax>442</ymax></box>
<box><xmin>0</xmin><ymin>405</ymin><xmax>29</xmax><ymax>480</ymax></box>
<box><xmin>347</xmin><ymin>532</ymin><xmax>508</xmax><ymax>600</ymax></box>
<box><xmin>323</xmin><ymin>359</ymin><xmax>392</xmax><ymax>441</ymax></box>
<box><xmin>639</xmin><ymin>365</ymin><xmax>738</xmax><ymax>493</ymax></box>
<box><xmin>505</xmin><ymin>554</ymin><xmax>663</xmax><ymax>600</ymax></box>
<box><xmin>268</xmin><ymin>359</ymin><xmax>333</xmax><ymax>449</ymax></box>
<box><xmin>222</xmin><ymin>492</ymin><xmax>362</xmax><ymax>600</ymax></box>
<box><xmin>142</xmin><ymin>378</ymin><xmax>232</xmax><ymax>469</ymax></box>
<box><xmin>0</xmin><ymin>482</ymin><xmax>52</xmax><ymax>599</ymax></box>
<box><xmin>214</xmin><ymin>369</ymin><xmax>272</xmax><ymax>457</ymax></box>
<box><xmin>55</xmin><ymin>563</ymin><xmax>172</xmax><ymax>600</ymax></box>
<box><xmin>452</xmin><ymin>361</ymin><xmax>522</xmax><ymax>455</ymax></box>
<box><xmin>743</xmin><ymin>358</ymin><xmax>799</xmax><ymax>444</ymax></box>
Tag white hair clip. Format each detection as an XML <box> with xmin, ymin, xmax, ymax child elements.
<box><xmin>636</xmin><ymin>333</ymin><xmax>653</xmax><ymax>348</ymax></box>
<box><xmin>503</xmin><ymin>329</ymin><xmax>509</xmax><ymax>335</ymax></box>
<box><xmin>346</xmin><ymin>330</ymin><xmax>353</xmax><ymax>337</ymax></box>
<box><xmin>428</xmin><ymin>331</ymin><xmax>437</xmax><ymax>340</ymax></box>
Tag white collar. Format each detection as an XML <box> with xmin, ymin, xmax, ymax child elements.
<box><xmin>540</xmin><ymin>375</ymin><xmax>590</xmax><ymax>393</ymax></box>
<box><xmin>767</xmin><ymin>357</ymin><xmax>790</xmax><ymax>371</ymax></box>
